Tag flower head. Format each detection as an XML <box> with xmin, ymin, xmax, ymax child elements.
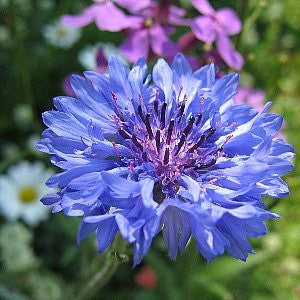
<box><xmin>0</xmin><ymin>161</ymin><xmax>53</xmax><ymax>226</ymax></box>
<box><xmin>38</xmin><ymin>54</ymin><xmax>294</xmax><ymax>266</ymax></box>
<box><xmin>190</xmin><ymin>0</ymin><xmax>244</xmax><ymax>70</ymax></box>
<box><xmin>42</xmin><ymin>21</ymin><xmax>81</xmax><ymax>49</ymax></box>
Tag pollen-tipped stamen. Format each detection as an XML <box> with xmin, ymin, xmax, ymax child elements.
<box><xmin>132</xmin><ymin>134</ymin><xmax>143</xmax><ymax>151</ymax></box>
<box><xmin>155</xmin><ymin>130</ymin><xmax>161</xmax><ymax>153</ymax></box>
<box><xmin>160</xmin><ymin>102</ymin><xmax>167</xmax><ymax>129</ymax></box>
<box><xmin>196</xmin><ymin>113</ymin><xmax>202</xmax><ymax>126</ymax></box>
<box><xmin>163</xmin><ymin>147</ymin><xmax>170</xmax><ymax>165</ymax></box>
<box><xmin>138</xmin><ymin>104</ymin><xmax>144</xmax><ymax>121</ymax></box>
<box><xmin>166</xmin><ymin>119</ymin><xmax>175</xmax><ymax>145</ymax></box>
<box><xmin>145</xmin><ymin>113</ymin><xmax>154</xmax><ymax>140</ymax></box>
<box><xmin>206</xmin><ymin>127</ymin><xmax>216</xmax><ymax>139</ymax></box>
<box><xmin>119</xmin><ymin>128</ymin><xmax>131</xmax><ymax>139</ymax></box>
<box><xmin>175</xmin><ymin>133</ymin><xmax>186</xmax><ymax>155</ymax></box>
<box><xmin>188</xmin><ymin>134</ymin><xmax>206</xmax><ymax>153</ymax></box>
<box><xmin>183</xmin><ymin>116</ymin><xmax>195</xmax><ymax>136</ymax></box>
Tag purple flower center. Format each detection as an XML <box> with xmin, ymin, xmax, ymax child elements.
<box><xmin>112</xmin><ymin>88</ymin><xmax>232</xmax><ymax>194</ymax></box>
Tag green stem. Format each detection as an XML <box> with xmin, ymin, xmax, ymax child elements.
<box><xmin>235</xmin><ymin>0</ymin><xmax>267</xmax><ymax>53</ymax></box>
<box><xmin>9</xmin><ymin>0</ymin><xmax>41</xmax><ymax>133</ymax></box>
<box><xmin>234</xmin><ymin>0</ymin><xmax>250</xmax><ymax>49</ymax></box>
<box><xmin>243</xmin><ymin>4</ymin><xmax>265</xmax><ymax>34</ymax></box>
<box><xmin>76</xmin><ymin>235</ymin><xmax>128</xmax><ymax>300</ymax></box>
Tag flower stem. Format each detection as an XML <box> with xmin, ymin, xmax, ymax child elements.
<box><xmin>234</xmin><ymin>0</ymin><xmax>250</xmax><ymax>50</ymax></box>
<box><xmin>9</xmin><ymin>0</ymin><xmax>41</xmax><ymax>133</ymax></box>
<box><xmin>236</xmin><ymin>0</ymin><xmax>266</xmax><ymax>51</ymax></box>
<box><xmin>76</xmin><ymin>235</ymin><xmax>128</xmax><ymax>300</ymax></box>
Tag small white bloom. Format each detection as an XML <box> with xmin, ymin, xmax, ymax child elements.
<box><xmin>0</xmin><ymin>222</ymin><xmax>39</xmax><ymax>272</ymax></box>
<box><xmin>37</xmin><ymin>0</ymin><xmax>55</xmax><ymax>10</ymax></box>
<box><xmin>0</xmin><ymin>26</ymin><xmax>11</xmax><ymax>46</ymax></box>
<box><xmin>78</xmin><ymin>42</ymin><xmax>128</xmax><ymax>70</ymax></box>
<box><xmin>0</xmin><ymin>161</ymin><xmax>54</xmax><ymax>227</ymax></box>
<box><xmin>42</xmin><ymin>21</ymin><xmax>81</xmax><ymax>49</ymax></box>
<box><xmin>78</xmin><ymin>44</ymin><xmax>99</xmax><ymax>70</ymax></box>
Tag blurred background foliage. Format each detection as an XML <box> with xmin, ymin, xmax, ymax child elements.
<box><xmin>0</xmin><ymin>0</ymin><xmax>299</xmax><ymax>299</ymax></box>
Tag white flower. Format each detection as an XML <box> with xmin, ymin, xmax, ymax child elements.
<box><xmin>78</xmin><ymin>42</ymin><xmax>128</xmax><ymax>70</ymax></box>
<box><xmin>0</xmin><ymin>161</ymin><xmax>54</xmax><ymax>226</ymax></box>
<box><xmin>0</xmin><ymin>222</ymin><xmax>39</xmax><ymax>271</ymax></box>
<box><xmin>42</xmin><ymin>21</ymin><xmax>81</xmax><ymax>49</ymax></box>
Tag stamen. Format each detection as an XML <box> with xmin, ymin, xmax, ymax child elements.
<box><xmin>154</xmin><ymin>88</ymin><xmax>159</xmax><ymax>115</ymax></box>
<box><xmin>145</xmin><ymin>113</ymin><xmax>154</xmax><ymax>140</ymax></box>
<box><xmin>166</xmin><ymin>119</ymin><xmax>174</xmax><ymax>145</ymax></box>
<box><xmin>196</xmin><ymin>113</ymin><xmax>202</xmax><ymax>126</ymax></box>
<box><xmin>163</xmin><ymin>147</ymin><xmax>170</xmax><ymax>165</ymax></box>
<box><xmin>142</xmin><ymin>152</ymin><xmax>148</xmax><ymax>161</ymax></box>
<box><xmin>118</xmin><ymin>128</ymin><xmax>131</xmax><ymax>139</ymax></box>
<box><xmin>206</xmin><ymin>127</ymin><xmax>216</xmax><ymax>139</ymax></box>
<box><xmin>175</xmin><ymin>133</ymin><xmax>186</xmax><ymax>155</ymax></box>
<box><xmin>155</xmin><ymin>130</ymin><xmax>161</xmax><ymax>153</ymax></box>
<box><xmin>138</xmin><ymin>105</ymin><xmax>144</xmax><ymax>121</ymax></box>
<box><xmin>131</xmin><ymin>134</ymin><xmax>143</xmax><ymax>151</ymax></box>
<box><xmin>188</xmin><ymin>134</ymin><xmax>205</xmax><ymax>153</ymax></box>
<box><xmin>183</xmin><ymin>116</ymin><xmax>195</xmax><ymax>136</ymax></box>
<box><xmin>160</xmin><ymin>102</ymin><xmax>167</xmax><ymax>129</ymax></box>
<box><xmin>177</xmin><ymin>95</ymin><xmax>187</xmax><ymax>121</ymax></box>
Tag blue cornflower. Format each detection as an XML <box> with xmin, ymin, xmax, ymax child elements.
<box><xmin>37</xmin><ymin>54</ymin><xmax>294</xmax><ymax>266</ymax></box>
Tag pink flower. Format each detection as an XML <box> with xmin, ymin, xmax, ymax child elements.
<box><xmin>62</xmin><ymin>74</ymin><xmax>76</xmax><ymax>97</ymax></box>
<box><xmin>120</xmin><ymin>2</ymin><xmax>188</xmax><ymax>62</ymax></box>
<box><xmin>191</xmin><ymin>0</ymin><xmax>244</xmax><ymax>70</ymax></box>
<box><xmin>95</xmin><ymin>48</ymin><xmax>109</xmax><ymax>73</ymax></box>
<box><xmin>60</xmin><ymin>0</ymin><xmax>150</xmax><ymax>32</ymax></box>
<box><xmin>135</xmin><ymin>266</ymin><xmax>157</xmax><ymax>289</ymax></box>
<box><xmin>62</xmin><ymin>48</ymin><xmax>110</xmax><ymax>97</ymax></box>
<box><xmin>234</xmin><ymin>87</ymin><xmax>266</xmax><ymax>111</ymax></box>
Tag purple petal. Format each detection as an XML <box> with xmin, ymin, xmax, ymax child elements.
<box><xmin>192</xmin><ymin>16</ymin><xmax>216</xmax><ymax>43</ymax></box>
<box><xmin>94</xmin><ymin>2</ymin><xmax>138</xmax><ymax>32</ymax></box>
<box><xmin>168</xmin><ymin>5</ymin><xmax>190</xmax><ymax>26</ymax></box>
<box><xmin>114</xmin><ymin>0</ymin><xmax>151</xmax><ymax>12</ymax></box>
<box><xmin>96</xmin><ymin>48</ymin><xmax>108</xmax><ymax>73</ymax></box>
<box><xmin>62</xmin><ymin>74</ymin><xmax>76</xmax><ymax>97</ymax></box>
<box><xmin>191</xmin><ymin>0</ymin><xmax>215</xmax><ymax>15</ymax></box>
<box><xmin>149</xmin><ymin>25</ymin><xmax>179</xmax><ymax>58</ymax></box>
<box><xmin>120</xmin><ymin>29</ymin><xmax>150</xmax><ymax>62</ymax></box>
<box><xmin>216</xmin><ymin>8</ymin><xmax>242</xmax><ymax>36</ymax></box>
<box><xmin>234</xmin><ymin>87</ymin><xmax>266</xmax><ymax>111</ymax></box>
<box><xmin>216</xmin><ymin>34</ymin><xmax>244</xmax><ymax>70</ymax></box>
<box><xmin>186</xmin><ymin>55</ymin><xmax>200</xmax><ymax>71</ymax></box>
<box><xmin>60</xmin><ymin>4</ymin><xmax>98</xmax><ymax>28</ymax></box>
